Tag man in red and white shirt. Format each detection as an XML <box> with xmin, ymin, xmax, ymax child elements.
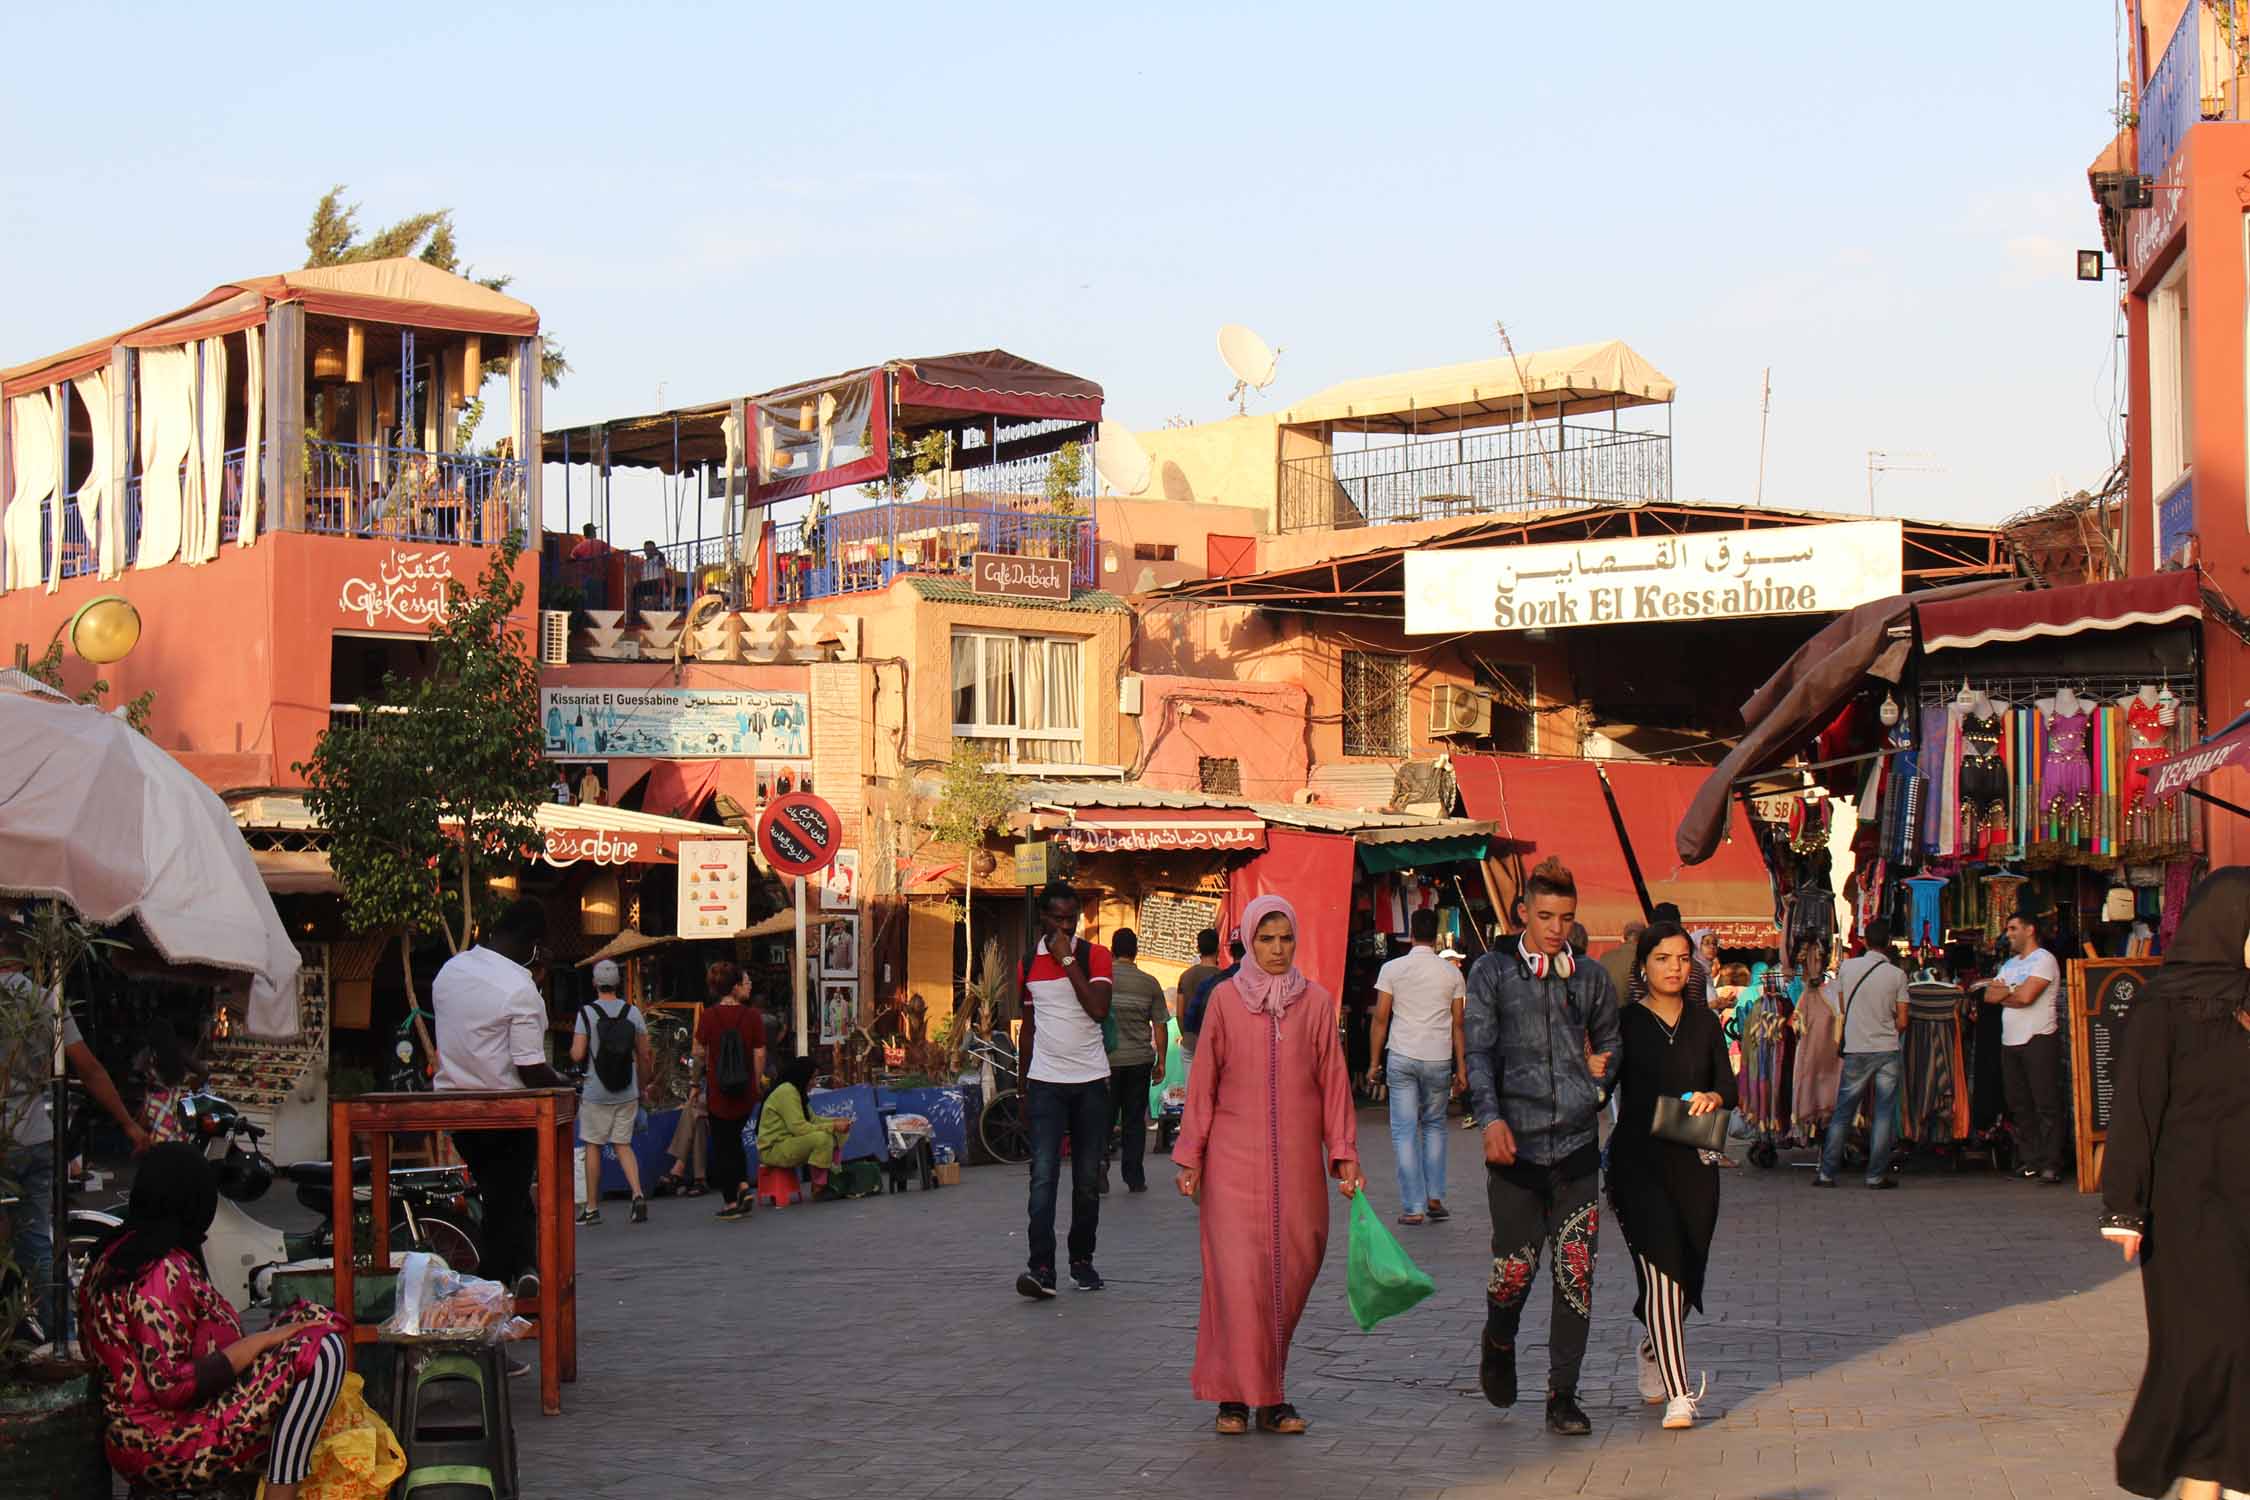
<box><xmin>1014</xmin><ymin>882</ymin><xmax>1114</xmax><ymax>1299</ymax></box>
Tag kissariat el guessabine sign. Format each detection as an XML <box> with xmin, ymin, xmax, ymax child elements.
<box><xmin>1403</xmin><ymin>519</ymin><xmax>1904</xmax><ymax>635</ymax></box>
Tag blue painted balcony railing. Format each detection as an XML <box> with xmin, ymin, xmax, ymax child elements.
<box><xmin>304</xmin><ymin>442</ymin><xmax>526</xmax><ymax>546</ymax></box>
<box><xmin>770</xmin><ymin>498</ymin><xmax>1095</xmax><ymax>604</ymax></box>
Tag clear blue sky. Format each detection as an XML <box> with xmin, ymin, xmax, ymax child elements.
<box><xmin>3</xmin><ymin>3</ymin><xmax>2123</xmax><ymax>542</ymax></box>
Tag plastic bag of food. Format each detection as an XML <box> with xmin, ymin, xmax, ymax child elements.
<box><xmin>378</xmin><ymin>1251</ymin><xmax>515</xmax><ymax>1342</ymax></box>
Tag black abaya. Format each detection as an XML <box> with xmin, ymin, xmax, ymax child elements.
<box><xmin>2103</xmin><ymin>869</ymin><xmax>2250</xmax><ymax>1498</ymax></box>
<box><xmin>1606</xmin><ymin>999</ymin><xmax>1739</xmax><ymax>1318</ymax></box>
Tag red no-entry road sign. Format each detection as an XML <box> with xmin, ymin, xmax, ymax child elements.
<box><xmin>757</xmin><ymin>792</ymin><xmax>841</xmax><ymax>879</ymax></box>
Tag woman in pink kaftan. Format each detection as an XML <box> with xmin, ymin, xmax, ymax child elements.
<box><xmin>1174</xmin><ymin>895</ymin><xmax>1361</xmax><ymax>1436</ymax></box>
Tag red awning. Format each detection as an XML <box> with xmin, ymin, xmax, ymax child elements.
<box><xmin>639</xmin><ymin>760</ymin><xmax>725</xmax><ymax>820</ymax></box>
<box><xmin>1223</xmin><ymin>828</ymin><xmax>1355</xmax><ymax>1005</ymax></box>
<box><xmin>1599</xmin><ymin>761</ymin><xmax>1776</xmax><ymax>941</ymax></box>
<box><xmin>1918</xmin><ymin>571</ymin><xmax>2200</xmax><ymax>653</ymax></box>
<box><xmin>1454</xmin><ymin>755</ymin><xmax>1645</xmax><ymax>944</ymax></box>
<box><xmin>1060</xmin><ymin>807</ymin><xmax>1266</xmax><ymax>854</ymax></box>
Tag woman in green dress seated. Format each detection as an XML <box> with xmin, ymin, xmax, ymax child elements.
<box><xmin>757</xmin><ymin>1055</ymin><xmax>850</xmax><ymax>1192</ymax></box>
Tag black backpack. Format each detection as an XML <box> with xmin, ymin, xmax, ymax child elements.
<box><xmin>583</xmin><ymin>1001</ymin><xmax>637</xmax><ymax>1093</ymax></box>
<box><xmin>713</xmin><ymin>1022</ymin><xmax>752</xmax><ymax>1096</ymax></box>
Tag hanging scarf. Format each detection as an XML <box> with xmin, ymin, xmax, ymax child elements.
<box><xmin>1233</xmin><ymin>894</ymin><xmax>1309</xmax><ymax>1017</ymax></box>
<box><xmin>1518</xmin><ymin>935</ymin><xmax>1575</xmax><ymax>979</ymax></box>
<box><xmin>2149</xmin><ymin>867</ymin><xmax>2250</xmax><ymax>1023</ymax></box>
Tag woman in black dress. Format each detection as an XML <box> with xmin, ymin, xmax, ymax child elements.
<box><xmin>1607</xmin><ymin>920</ymin><xmax>1738</xmax><ymax>1431</ymax></box>
<box><xmin>2101</xmin><ymin>868</ymin><xmax>2250</xmax><ymax>1500</ymax></box>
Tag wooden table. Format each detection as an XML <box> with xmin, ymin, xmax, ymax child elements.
<box><xmin>329</xmin><ymin>1089</ymin><xmax>578</xmax><ymax>1415</ymax></box>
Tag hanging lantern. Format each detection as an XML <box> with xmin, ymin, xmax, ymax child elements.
<box><xmin>580</xmin><ymin>870</ymin><xmax>623</xmax><ymax>936</ymax></box>
<box><xmin>310</xmin><ymin>331</ymin><xmax>347</xmax><ymax>382</ymax></box>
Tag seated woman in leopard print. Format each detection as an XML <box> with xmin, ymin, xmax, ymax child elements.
<box><xmin>77</xmin><ymin>1143</ymin><xmax>351</xmax><ymax>1498</ymax></box>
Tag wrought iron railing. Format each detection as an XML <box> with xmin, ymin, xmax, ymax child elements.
<box><xmin>304</xmin><ymin>442</ymin><xmax>526</xmax><ymax>546</ymax></box>
<box><xmin>775</xmin><ymin>498</ymin><xmax>1094</xmax><ymax>604</ymax></box>
<box><xmin>1278</xmin><ymin>424</ymin><xmax>1670</xmax><ymax>532</ymax></box>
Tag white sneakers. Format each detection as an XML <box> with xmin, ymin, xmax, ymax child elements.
<box><xmin>1662</xmin><ymin>1375</ymin><xmax>1710</xmax><ymax>1430</ymax></box>
<box><xmin>1636</xmin><ymin>1340</ymin><xmax>1665</xmax><ymax>1404</ymax></box>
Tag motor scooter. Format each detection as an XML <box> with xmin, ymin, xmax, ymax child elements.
<box><xmin>68</xmin><ymin>1091</ymin><xmax>482</xmax><ymax>1312</ymax></box>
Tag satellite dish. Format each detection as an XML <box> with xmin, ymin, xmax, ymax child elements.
<box><xmin>1093</xmin><ymin>420</ymin><xmax>1152</xmax><ymax>496</ymax></box>
<box><xmin>1217</xmin><ymin>324</ymin><xmax>1281</xmax><ymax>412</ymax></box>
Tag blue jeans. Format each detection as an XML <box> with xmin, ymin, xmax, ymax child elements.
<box><xmin>3</xmin><ymin>1143</ymin><xmax>61</xmax><ymax>1338</ymax></box>
<box><xmin>1386</xmin><ymin>1053</ymin><xmax>1452</xmax><ymax>1214</ymax></box>
<box><xmin>1820</xmin><ymin>1052</ymin><xmax>1903</xmax><ymax>1184</ymax></box>
<box><xmin>1026</xmin><ymin>1078</ymin><xmax>1108</xmax><ymax>1272</ymax></box>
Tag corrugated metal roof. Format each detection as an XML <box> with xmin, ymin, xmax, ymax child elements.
<box><xmin>1016</xmin><ymin>781</ymin><xmax>1495</xmax><ymax>841</ymax></box>
<box><xmin>904</xmin><ymin>577</ymin><xmax>1133</xmax><ymax>614</ymax></box>
<box><xmin>233</xmin><ymin>794</ymin><xmax>725</xmax><ymax>838</ymax></box>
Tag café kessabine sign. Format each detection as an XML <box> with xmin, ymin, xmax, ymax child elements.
<box><xmin>1403</xmin><ymin>519</ymin><xmax>1904</xmax><ymax>635</ymax></box>
<box><xmin>758</xmin><ymin>792</ymin><xmax>842</xmax><ymax>880</ymax></box>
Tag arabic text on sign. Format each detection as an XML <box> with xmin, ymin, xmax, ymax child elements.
<box><xmin>339</xmin><ymin>549</ymin><xmax>455</xmax><ymax>629</ymax></box>
<box><xmin>1061</xmin><ymin>826</ymin><xmax>1264</xmax><ymax>852</ymax></box>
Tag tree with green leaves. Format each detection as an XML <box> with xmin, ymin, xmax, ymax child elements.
<box><xmin>1043</xmin><ymin>439</ymin><xmax>1087</xmax><ymax>517</ymax></box>
<box><xmin>927</xmin><ymin>740</ymin><xmax>1020</xmax><ymax>1030</ymax></box>
<box><xmin>12</xmin><ymin>639</ymin><xmax>154</xmax><ymax>734</ymax></box>
<box><xmin>296</xmin><ymin>536</ymin><xmax>549</xmax><ymax>1014</ymax></box>
<box><xmin>303</xmin><ymin>186</ymin><xmax>570</xmax><ymax>393</ymax></box>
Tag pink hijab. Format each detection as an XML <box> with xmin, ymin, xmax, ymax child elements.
<box><xmin>1232</xmin><ymin>895</ymin><xmax>1308</xmax><ymax>1017</ymax></box>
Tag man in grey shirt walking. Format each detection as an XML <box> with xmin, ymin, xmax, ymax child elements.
<box><xmin>1813</xmin><ymin>918</ymin><xmax>1910</xmax><ymax>1189</ymax></box>
<box><xmin>1104</xmin><ymin>929</ymin><xmax>1168</xmax><ymax>1193</ymax></box>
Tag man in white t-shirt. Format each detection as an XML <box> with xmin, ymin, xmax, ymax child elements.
<box><xmin>432</xmin><ymin>899</ymin><xmax>568</xmax><ymax>1292</ymax></box>
<box><xmin>1367</xmin><ymin>909</ymin><xmax>1467</xmax><ymax>1225</ymax></box>
<box><xmin>1984</xmin><ymin>910</ymin><xmax>2066</xmax><ymax>1184</ymax></box>
<box><xmin>1012</xmin><ymin>882</ymin><xmax>1114</xmax><ymax>1300</ymax></box>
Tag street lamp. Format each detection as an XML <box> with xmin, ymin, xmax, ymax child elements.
<box><xmin>12</xmin><ymin>593</ymin><xmax>142</xmax><ymax>673</ymax></box>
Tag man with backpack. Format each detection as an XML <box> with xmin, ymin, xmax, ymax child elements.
<box><xmin>571</xmin><ymin>959</ymin><xmax>654</xmax><ymax>1225</ymax></box>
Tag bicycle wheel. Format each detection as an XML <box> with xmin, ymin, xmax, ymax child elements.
<box><xmin>390</xmin><ymin>1215</ymin><xmax>481</xmax><ymax>1276</ymax></box>
<box><xmin>980</xmin><ymin>1089</ymin><xmax>1031</xmax><ymax>1164</ymax></box>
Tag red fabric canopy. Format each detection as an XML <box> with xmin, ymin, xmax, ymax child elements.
<box><xmin>1599</xmin><ymin>761</ymin><xmax>1775</xmax><ymax>939</ymax></box>
<box><xmin>1918</xmin><ymin>571</ymin><xmax>2200</xmax><ymax>653</ymax></box>
<box><xmin>1223</xmin><ymin>828</ymin><xmax>1355</xmax><ymax>1009</ymax></box>
<box><xmin>639</xmin><ymin>760</ymin><xmax>724</xmax><ymax>820</ymax></box>
<box><xmin>1454</xmin><ymin>755</ymin><xmax>1645</xmax><ymax>945</ymax></box>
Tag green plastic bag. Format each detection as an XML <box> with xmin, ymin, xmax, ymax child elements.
<box><xmin>1346</xmin><ymin>1190</ymin><xmax>1435</xmax><ymax>1331</ymax></box>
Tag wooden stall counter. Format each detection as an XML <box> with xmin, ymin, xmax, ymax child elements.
<box><xmin>329</xmin><ymin>1088</ymin><xmax>578</xmax><ymax>1415</ymax></box>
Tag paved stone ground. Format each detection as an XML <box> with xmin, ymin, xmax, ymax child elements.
<box><xmin>523</xmin><ymin>1116</ymin><xmax>2145</xmax><ymax>1500</ymax></box>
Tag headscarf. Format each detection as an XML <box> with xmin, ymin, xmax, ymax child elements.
<box><xmin>88</xmin><ymin>1141</ymin><xmax>219</xmax><ymax>1291</ymax></box>
<box><xmin>775</xmin><ymin>1054</ymin><xmax>819</xmax><ymax>1104</ymax></box>
<box><xmin>1232</xmin><ymin>895</ymin><xmax>1308</xmax><ymax>1017</ymax></box>
<box><xmin>2149</xmin><ymin>866</ymin><xmax>2250</xmax><ymax>1023</ymax></box>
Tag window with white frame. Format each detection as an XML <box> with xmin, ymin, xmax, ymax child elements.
<box><xmin>951</xmin><ymin>630</ymin><xmax>1084</xmax><ymax>765</ymax></box>
<box><xmin>2148</xmin><ymin>253</ymin><xmax>2191</xmax><ymax>500</ymax></box>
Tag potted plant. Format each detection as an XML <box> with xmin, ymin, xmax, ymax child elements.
<box><xmin>0</xmin><ymin>902</ymin><xmax>113</xmax><ymax>1499</ymax></box>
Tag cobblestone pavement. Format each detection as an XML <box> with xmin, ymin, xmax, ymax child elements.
<box><xmin>524</xmin><ymin>1117</ymin><xmax>2144</xmax><ymax>1500</ymax></box>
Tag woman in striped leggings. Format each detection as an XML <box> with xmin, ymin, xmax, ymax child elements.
<box><xmin>1605</xmin><ymin>922</ymin><xmax>1739</xmax><ymax>1430</ymax></box>
<box><xmin>77</xmin><ymin>1143</ymin><xmax>352</xmax><ymax>1497</ymax></box>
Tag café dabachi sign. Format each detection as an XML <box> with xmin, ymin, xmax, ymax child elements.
<box><xmin>1403</xmin><ymin>519</ymin><xmax>1903</xmax><ymax>636</ymax></box>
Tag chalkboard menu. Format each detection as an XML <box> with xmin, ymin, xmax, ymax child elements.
<box><xmin>1137</xmin><ymin>892</ymin><xmax>1222</xmax><ymax>966</ymax></box>
<box><xmin>2067</xmin><ymin>956</ymin><xmax>2158</xmax><ymax>1193</ymax></box>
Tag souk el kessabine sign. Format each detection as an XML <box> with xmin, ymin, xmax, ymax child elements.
<box><xmin>1402</xmin><ymin>519</ymin><xmax>1904</xmax><ymax>635</ymax></box>
<box><xmin>541</xmin><ymin>688</ymin><xmax>810</xmax><ymax>759</ymax></box>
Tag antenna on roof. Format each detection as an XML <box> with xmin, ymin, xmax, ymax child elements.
<box><xmin>1492</xmin><ymin>320</ymin><xmax>1559</xmax><ymax>500</ymax></box>
<box><xmin>1094</xmin><ymin>420</ymin><xmax>1152</xmax><ymax>497</ymax></box>
<box><xmin>1755</xmin><ymin>368</ymin><xmax>1771</xmax><ymax>506</ymax></box>
<box><xmin>1866</xmin><ymin>450</ymin><xmax>1941</xmax><ymax>515</ymax></box>
<box><xmin>1218</xmin><ymin>324</ymin><xmax>1282</xmax><ymax>414</ymax></box>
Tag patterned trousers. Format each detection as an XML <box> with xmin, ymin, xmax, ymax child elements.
<box><xmin>1484</xmin><ymin>1161</ymin><xmax>1598</xmax><ymax>1392</ymax></box>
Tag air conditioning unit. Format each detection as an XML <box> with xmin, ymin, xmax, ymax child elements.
<box><xmin>539</xmin><ymin>610</ymin><xmax>571</xmax><ymax>666</ymax></box>
<box><xmin>1430</xmin><ymin>684</ymin><xmax>1492</xmax><ymax>739</ymax></box>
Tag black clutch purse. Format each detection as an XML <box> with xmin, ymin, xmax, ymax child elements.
<box><xmin>1649</xmin><ymin>1095</ymin><xmax>1730</xmax><ymax>1153</ymax></box>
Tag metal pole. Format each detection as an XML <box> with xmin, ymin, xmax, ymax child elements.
<box><xmin>1755</xmin><ymin>368</ymin><xmax>1771</xmax><ymax>506</ymax></box>
<box><xmin>793</xmin><ymin>876</ymin><xmax>810</xmax><ymax>1058</ymax></box>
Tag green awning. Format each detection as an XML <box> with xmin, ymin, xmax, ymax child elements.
<box><xmin>1356</xmin><ymin>834</ymin><xmax>1489</xmax><ymax>874</ymax></box>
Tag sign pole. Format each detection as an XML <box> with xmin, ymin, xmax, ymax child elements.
<box><xmin>793</xmin><ymin>875</ymin><xmax>810</xmax><ymax>1058</ymax></box>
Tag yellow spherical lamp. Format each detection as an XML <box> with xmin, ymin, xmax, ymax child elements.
<box><xmin>66</xmin><ymin>595</ymin><xmax>142</xmax><ymax>665</ymax></box>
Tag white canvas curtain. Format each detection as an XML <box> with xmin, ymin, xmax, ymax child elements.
<box><xmin>190</xmin><ymin>336</ymin><xmax>227</xmax><ymax>565</ymax></box>
<box><xmin>5</xmin><ymin>391</ymin><xmax>55</xmax><ymax>592</ymax></box>
<box><xmin>239</xmin><ymin>326</ymin><xmax>262</xmax><ymax>546</ymax></box>
<box><xmin>72</xmin><ymin>369</ymin><xmax>111</xmax><ymax>577</ymax></box>
<box><xmin>135</xmin><ymin>345</ymin><xmax>191</xmax><ymax>569</ymax></box>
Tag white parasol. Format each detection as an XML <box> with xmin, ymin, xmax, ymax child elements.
<box><xmin>0</xmin><ymin>691</ymin><xmax>300</xmax><ymax>1036</ymax></box>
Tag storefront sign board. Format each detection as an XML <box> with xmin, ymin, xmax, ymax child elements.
<box><xmin>540</xmin><ymin>687</ymin><xmax>809</xmax><ymax>759</ymax></box>
<box><xmin>2067</xmin><ymin>955</ymin><xmax>2158</xmax><ymax>1193</ymax></box>
<box><xmin>1404</xmin><ymin>520</ymin><xmax>1903</xmax><ymax>635</ymax></box>
<box><xmin>971</xmin><ymin>552</ymin><xmax>1070</xmax><ymax>602</ymax></box>
<box><xmin>678</xmin><ymin>837</ymin><xmax>751</xmax><ymax>937</ymax></box>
